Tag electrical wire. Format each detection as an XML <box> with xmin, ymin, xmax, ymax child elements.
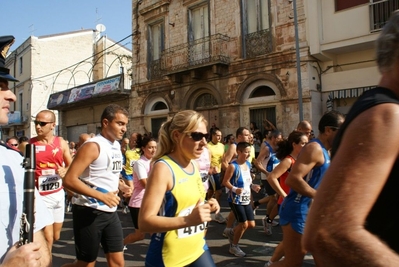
<box><xmin>31</xmin><ymin>33</ymin><xmax>135</xmax><ymax>81</ymax></box>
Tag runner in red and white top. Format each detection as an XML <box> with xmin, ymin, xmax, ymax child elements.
<box><xmin>30</xmin><ymin>109</ymin><xmax>72</xmax><ymax>251</ymax></box>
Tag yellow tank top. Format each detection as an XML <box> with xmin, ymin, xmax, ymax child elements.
<box><xmin>124</xmin><ymin>148</ymin><xmax>141</xmax><ymax>175</ymax></box>
<box><xmin>147</xmin><ymin>155</ymin><xmax>207</xmax><ymax>267</ymax></box>
<box><xmin>249</xmin><ymin>145</ymin><xmax>255</xmax><ymax>164</ymax></box>
<box><xmin>207</xmin><ymin>142</ymin><xmax>224</xmax><ymax>171</ymax></box>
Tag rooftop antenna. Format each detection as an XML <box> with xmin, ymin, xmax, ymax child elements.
<box><xmin>29</xmin><ymin>24</ymin><xmax>36</xmax><ymax>36</ymax></box>
<box><xmin>95</xmin><ymin>8</ymin><xmax>105</xmax><ymax>41</ymax></box>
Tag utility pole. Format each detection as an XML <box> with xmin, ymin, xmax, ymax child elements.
<box><xmin>292</xmin><ymin>0</ymin><xmax>303</xmax><ymax>121</ymax></box>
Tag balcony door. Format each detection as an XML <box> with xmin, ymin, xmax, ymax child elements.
<box><xmin>188</xmin><ymin>4</ymin><xmax>210</xmax><ymax>64</ymax></box>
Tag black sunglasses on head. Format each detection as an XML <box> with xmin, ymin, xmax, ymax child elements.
<box><xmin>188</xmin><ymin>132</ymin><xmax>209</xmax><ymax>141</ymax></box>
<box><xmin>34</xmin><ymin>120</ymin><xmax>53</xmax><ymax>127</ymax></box>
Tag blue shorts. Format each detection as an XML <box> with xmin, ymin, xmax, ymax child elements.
<box><xmin>278</xmin><ymin>200</ymin><xmax>309</xmax><ymax>234</ymax></box>
<box><xmin>120</xmin><ymin>169</ymin><xmax>133</xmax><ymax>181</ymax></box>
<box><xmin>209</xmin><ymin>173</ymin><xmax>222</xmax><ymax>191</ymax></box>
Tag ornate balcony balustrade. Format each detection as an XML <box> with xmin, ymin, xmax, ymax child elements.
<box><xmin>244</xmin><ymin>29</ymin><xmax>273</xmax><ymax>59</ymax></box>
<box><xmin>161</xmin><ymin>34</ymin><xmax>231</xmax><ymax>75</ymax></box>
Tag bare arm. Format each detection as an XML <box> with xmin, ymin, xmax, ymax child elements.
<box><xmin>285</xmin><ymin>142</ymin><xmax>323</xmax><ymax>198</ymax></box>
<box><xmin>254</xmin><ymin>145</ymin><xmax>270</xmax><ymax>175</ymax></box>
<box><xmin>139</xmin><ymin>161</ymin><xmax>212</xmax><ymax>233</ymax></box>
<box><xmin>63</xmin><ymin>142</ymin><xmax>120</xmax><ymax>208</ymax></box>
<box><xmin>56</xmin><ymin>137</ymin><xmax>73</xmax><ymax>178</ymax></box>
<box><xmin>303</xmin><ymin>104</ymin><xmax>399</xmax><ymax>266</ymax></box>
<box><xmin>267</xmin><ymin>157</ymin><xmax>291</xmax><ymax>198</ymax></box>
<box><xmin>222</xmin><ymin>144</ymin><xmax>236</xmax><ymax>170</ymax></box>
<box><xmin>222</xmin><ymin>164</ymin><xmax>243</xmax><ymax>195</ymax></box>
<box><xmin>263</xmin><ymin>119</ymin><xmax>276</xmax><ymax>131</ymax></box>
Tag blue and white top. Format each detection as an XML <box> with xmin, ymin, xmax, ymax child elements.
<box><xmin>227</xmin><ymin>161</ymin><xmax>252</xmax><ymax>205</ymax></box>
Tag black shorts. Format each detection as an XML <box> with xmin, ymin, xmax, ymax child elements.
<box><xmin>261</xmin><ymin>179</ymin><xmax>276</xmax><ymax>196</ymax></box>
<box><xmin>129</xmin><ymin>207</ymin><xmax>140</xmax><ymax>229</ymax></box>
<box><xmin>72</xmin><ymin>205</ymin><xmax>124</xmax><ymax>262</ymax></box>
<box><xmin>229</xmin><ymin>202</ymin><xmax>255</xmax><ymax>223</ymax></box>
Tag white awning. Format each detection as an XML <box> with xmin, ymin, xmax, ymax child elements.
<box><xmin>329</xmin><ymin>86</ymin><xmax>376</xmax><ymax>100</ymax></box>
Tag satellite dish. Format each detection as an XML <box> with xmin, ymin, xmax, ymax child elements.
<box><xmin>96</xmin><ymin>24</ymin><xmax>106</xmax><ymax>33</ymax></box>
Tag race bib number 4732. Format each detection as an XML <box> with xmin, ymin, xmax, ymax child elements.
<box><xmin>176</xmin><ymin>205</ymin><xmax>206</xmax><ymax>238</ymax></box>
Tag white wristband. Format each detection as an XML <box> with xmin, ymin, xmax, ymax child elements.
<box><xmin>232</xmin><ymin>186</ymin><xmax>237</xmax><ymax>193</ymax></box>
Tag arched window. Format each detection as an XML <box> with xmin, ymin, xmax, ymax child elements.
<box><xmin>194</xmin><ymin>93</ymin><xmax>218</xmax><ymax>109</ymax></box>
<box><xmin>152</xmin><ymin>101</ymin><xmax>168</xmax><ymax>111</ymax></box>
<box><xmin>249</xmin><ymin>86</ymin><xmax>275</xmax><ymax>98</ymax></box>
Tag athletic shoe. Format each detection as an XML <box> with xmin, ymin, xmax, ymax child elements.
<box><xmin>223</xmin><ymin>228</ymin><xmax>234</xmax><ymax>244</ymax></box>
<box><xmin>123</xmin><ymin>246</ymin><xmax>127</xmax><ymax>251</ymax></box>
<box><xmin>264</xmin><ymin>261</ymin><xmax>272</xmax><ymax>267</ymax></box>
<box><xmin>215</xmin><ymin>213</ymin><xmax>226</xmax><ymax>224</ymax></box>
<box><xmin>123</xmin><ymin>206</ymin><xmax>129</xmax><ymax>214</ymax></box>
<box><xmin>229</xmin><ymin>244</ymin><xmax>246</xmax><ymax>257</ymax></box>
<box><xmin>262</xmin><ymin>217</ymin><xmax>272</xmax><ymax>235</ymax></box>
<box><xmin>272</xmin><ymin>221</ymin><xmax>279</xmax><ymax>227</ymax></box>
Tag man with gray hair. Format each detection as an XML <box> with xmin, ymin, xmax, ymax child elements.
<box><xmin>304</xmin><ymin>11</ymin><xmax>399</xmax><ymax>266</ymax></box>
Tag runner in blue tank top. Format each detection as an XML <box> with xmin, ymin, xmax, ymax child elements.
<box><xmin>270</xmin><ymin>110</ymin><xmax>344</xmax><ymax>267</ymax></box>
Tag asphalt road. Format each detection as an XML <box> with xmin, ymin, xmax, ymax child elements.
<box><xmin>52</xmin><ymin>190</ymin><xmax>315</xmax><ymax>267</ymax></box>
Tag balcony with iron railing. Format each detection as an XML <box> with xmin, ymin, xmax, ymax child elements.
<box><xmin>244</xmin><ymin>29</ymin><xmax>273</xmax><ymax>59</ymax></box>
<box><xmin>370</xmin><ymin>0</ymin><xmax>399</xmax><ymax>31</ymax></box>
<box><xmin>160</xmin><ymin>34</ymin><xmax>231</xmax><ymax>76</ymax></box>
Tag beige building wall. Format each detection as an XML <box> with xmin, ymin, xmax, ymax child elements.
<box><xmin>5</xmin><ymin>30</ymin><xmax>132</xmax><ymax>140</ymax></box>
<box><xmin>306</xmin><ymin>0</ymin><xmax>391</xmax><ymax>116</ymax></box>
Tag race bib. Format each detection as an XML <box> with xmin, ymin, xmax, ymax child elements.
<box><xmin>38</xmin><ymin>174</ymin><xmax>62</xmax><ymax>193</ymax></box>
<box><xmin>177</xmin><ymin>205</ymin><xmax>206</xmax><ymax>238</ymax></box>
<box><xmin>111</xmin><ymin>152</ymin><xmax>123</xmax><ymax>172</ymax></box>
<box><xmin>233</xmin><ymin>190</ymin><xmax>251</xmax><ymax>205</ymax></box>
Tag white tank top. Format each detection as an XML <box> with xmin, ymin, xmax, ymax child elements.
<box><xmin>73</xmin><ymin>134</ymin><xmax>123</xmax><ymax>212</ymax></box>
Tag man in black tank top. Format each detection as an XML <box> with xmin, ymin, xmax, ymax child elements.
<box><xmin>303</xmin><ymin>11</ymin><xmax>399</xmax><ymax>266</ymax></box>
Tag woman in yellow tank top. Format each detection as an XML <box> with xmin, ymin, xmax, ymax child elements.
<box><xmin>139</xmin><ymin>110</ymin><xmax>220</xmax><ymax>267</ymax></box>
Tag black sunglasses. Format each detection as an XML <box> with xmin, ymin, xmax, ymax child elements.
<box><xmin>9</xmin><ymin>143</ymin><xmax>18</xmax><ymax>147</ymax></box>
<box><xmin>188</xmin><ymin>132</ymin><xmax>209</xmax><ymax>141</ymax></box>
<box><xmin>34</xmin><ymin>120</ymin><xmax>54</xmax><ymax>127</ymax></box>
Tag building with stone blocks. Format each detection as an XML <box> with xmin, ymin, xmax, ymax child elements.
<box><xmin>130</xmin><ymin>0</ymin><xmax>397</xmax><ymax>138</ymax></box>
<box><xmin>4</xmin><ymin>30</ymin><xmax>132</xmax><ymax>142</ymax></box>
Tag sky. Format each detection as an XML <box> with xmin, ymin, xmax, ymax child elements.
<box><xmin>2</xmin><ymin>0</ymin><xmax>132</xmax><ymax>50</ymax></box>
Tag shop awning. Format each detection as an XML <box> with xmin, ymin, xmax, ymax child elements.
<box><xmin>329</xmin><ymin>86</ymin><xmax>376</xmax><ymax>99</ymax></box>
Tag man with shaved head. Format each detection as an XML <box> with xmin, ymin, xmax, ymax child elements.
<box><xmin>296</xmin><ymin>120</ymin><xmax>312</xmax><ymax>138</ymax></box>
<box><xmin>77</xmin><ymin>133</ymin><xmax>91</xmax><ymax>150</ymax></box>
<box><xmin>30</xmin><ymin>109</ymin><xmax>73</xmax><ymax>250</ymax></box>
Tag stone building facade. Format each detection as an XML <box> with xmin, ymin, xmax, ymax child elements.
<box><xmin>129</xmin><ymin>0</ymin><xmax>396</xmax><ymax>138</ymax></box>
<box><xmin>130</xmin><ymin>0</ymin><xmax>319</xmax><ymax>138</ymax></box>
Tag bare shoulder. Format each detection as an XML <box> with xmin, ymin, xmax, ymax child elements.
<box><xmin>147</xmin><ymin>160</ymin><xmax>173</xmax><ymax>190</ymax></box>
<box><xmin>338</xmin><ymin>103</ymin><xmax>399</xmax><ymax>157</ymax></box>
